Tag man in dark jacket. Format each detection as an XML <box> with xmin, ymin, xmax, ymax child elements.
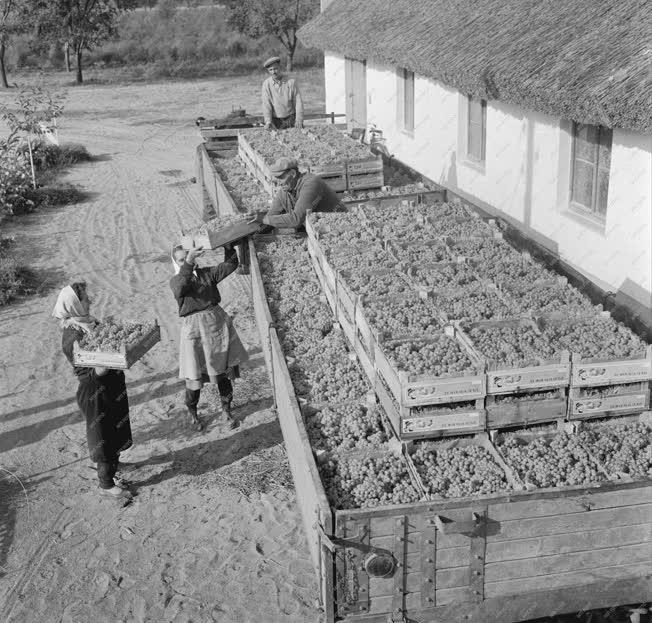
<box><xmin>249</xmin><ymin>157</ymin><xmax>345</xmax><ymax>230</ymax></box>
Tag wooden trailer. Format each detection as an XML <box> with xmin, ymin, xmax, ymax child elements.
<box><xmin>197</xmin><ymin>145</ymin><xmax>652</xmax><ymax>623</ymax></box>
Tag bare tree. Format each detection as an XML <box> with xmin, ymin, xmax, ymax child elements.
<box><xmin>0</xmin><ymin>0</ymin><xmax>25</xmax><ymax>88</ymax></box>
<box><xmin>227</xmin><ymin>0</ymin><xmax>318</xmax><ymax>72</ymax></box>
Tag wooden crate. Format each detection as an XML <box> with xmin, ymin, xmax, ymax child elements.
<box><xmin>485</xmin><ymin>388</ymin><xmax>568</xmax><ymax>429</ymax></box>
<box><xmin>181</xmin><ymin>219</ymin><xmax>261</xmax><ymax>250</ymax></box>
<box><xmin>401</xmin><ymin>403</ymin><xmax>486</xmax><ymax>440</ymax></box>
<box><xmin>347</xmin><ymin>170</ymin><xmax>385</xmax><ymax>191</ymax></box>
<box><xmin>569</xmin><ymin>383</ymin><xmax>651</xmax><ymax>419</ymax></box>
<box><xmin>72</xmin><ymin>322</ymin><xmax>161</xmax><ymax>370</ymax></box>
<box><xmin>571</xmin><ymin>344</ymin><xmax>652</xmax><ymax>388</ymax></box>
<box><xmin>342</xmin><ymin>188</ymin><xmax>447</xmax><ymax>209</ymax></box>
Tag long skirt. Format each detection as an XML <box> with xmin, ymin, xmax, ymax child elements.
<box><xmin>179</xmin><ymin>305</ymin><xmax>248</xmax><ymax>389</ymax></box>
<box><xmin>77</xmin><ymin>369</ymin><xmax>132</xmax><ymax>463</ymax></box>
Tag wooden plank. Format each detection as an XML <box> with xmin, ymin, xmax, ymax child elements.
<box><xmin>486</xmin><ymin>542</ymin><xmax>652</xmax><ymax>583</ymax></box>
<box><xmin>347</xmin><ymin>156</ymin><xmax>383</xmax><ymax>175</ymax></box>
<box><xmin>486</xmin><ymin>361</ymin><xmax>570</xmax><ymax>394</ymax></box>
<box><xmin>489</xmin><ymin>484</ymin><xmax>652</xmax><ymax>521</ymax></box>
<box><xmin>489</xmin><ymin>502</ymin><xmax>652</xmax><ymax>542</ymax></box>
<box><xmin>401</xmin><ymin>409</ymin><xmax>486</xmax><ymax>438</ymax></box>
<box><xmin>485</xmin><ymin>392</ymin><xmax>567</xmax><ymax>429</ymax></box>
<box><xmin>571</xmin><ymin>345</ymin><xmax>652</xmax><ymax>387</ymax></box>
<box><xmin>484</xmin><ymin>561</ymin><xmax>652</xmax><ymax>598</ymax></box>
<box><xmin>569</xmin><ymin>389</ymin><xmax>650</xmax><ymax>418</ymax></box>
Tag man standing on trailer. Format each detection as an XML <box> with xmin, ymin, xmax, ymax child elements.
<box><xmin>261</xmin><ymin>56</ymin><xmax>304</xmax><ymax>130</ymax></box>
<box><xmin>248</xmin><ymin>157</ymin><xmax>345</xmax><ymax>230</ymax></box>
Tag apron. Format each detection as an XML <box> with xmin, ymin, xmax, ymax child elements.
<box><xmin>179</xmin><ymin>305</ymin><xmax>248</xmax><ymax>385</ymax></box>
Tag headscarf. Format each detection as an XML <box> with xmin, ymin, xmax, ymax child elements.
<box><xmin>171</xmin><ymin>244</ymin><xmax>197</xmax><ymax>277</ymax></box>
<box><xmin>51</xmin><ymin>285</ymin><xmax>98</xmax><ymax>334</ymax></box>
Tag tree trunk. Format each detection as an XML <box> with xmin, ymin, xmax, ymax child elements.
<box><xmin>65</xmin><ymin>43</ymin><xmax>71</xmax><ymax>72</ymax></box>
<box><xmin>76</xmin><ymin>48</ymin><xmax>83</xmax><ymax>84</ymax></box>
<box><xmin>0</xmin><ymin>41</ymin><xmax>9</xmax><ymax>89</ymax></box>
<box><xmin>286</xmin><ymin>42</ymin><xmax>296</xmax><ymax>72</ymax></box>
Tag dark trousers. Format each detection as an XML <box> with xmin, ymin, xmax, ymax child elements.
<box><xmin>217</xmin><ymin>376</ymin><xmax>233</xmax><ymax>401</ymax></box>
<box><xmin>97</xmin><ymin>459</ymin><xmax>119</xmax><ymax>489</ymax></box>
<box><xmin>271</xmin><ymin>115</ymin><xmax>295</xmax><ymax>130</ymax></box>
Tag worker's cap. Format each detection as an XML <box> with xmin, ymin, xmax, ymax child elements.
<box><xmin>270</xmin><ymin>157</ymin><xmax>298</xmax><ymax>177</ymax></box>
<box><xmin>263</xmin><ymin>56</ymin><xmax>281</xmax><ymax>69</ymax></box>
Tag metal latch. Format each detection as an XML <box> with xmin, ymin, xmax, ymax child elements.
<box><xmin>434</xmin><ymin>512</ymin><xmax>485</xmax><ymax>535</ymax></box>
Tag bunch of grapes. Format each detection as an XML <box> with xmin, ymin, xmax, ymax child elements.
<box><xmin>304</xmin><ymin>125</ymin><xmax>374</xmax><ymax>161</ymax></box>
<box><xmin>447</xmin><ymin>238</ymin><xmax>520</xmax><ymax>264</ymax></box>
<box><xmin>579</xmin><ymin>383</ymin><xmax>644</xmax><ymax>398</ymax></box>
<box><xmin>576</xmin><ymin>421</ymin><xmax>652</xmax><ymax>477</ymax></box>
<box><xmin>364</xmin><ymin>297</ymin><xmax>441</xmax><ymax>337</ymax></box>
<box><xmin>275</xmin><ymin>128</ymin><xmax>343</xmax><ymax>167</ymax></box>
<box><xmin>329</xmin><ymin>248</ymin><xmax>394</xmax><ymax>272</ymax></box>
<box><xmin>476</xmin><ymin>256</ymin><xmax>555</xmax><ymax>287</ymax></box>
<box><xmin>342</xmin><ymin>270</ymin><xmax>414</xmax><ymax>298</ymax></box>
<box><xmin>419</xmin><ymin>202</ymin><xmax>472</xmax><ymax>220</ymax></box>
<box><xmin>310</xmin><ymin>210</ymin><xmax>367</xmax><ymax>234</ymax></box>
<box><xmin>498</xmin><ymin>432</ymin><xmax>606</xmax><ymax>488</ymax></box>
<box><xmin>411</xmin><ymin>263</ymin><xmax>480</xmax><ymax>289</ymax></box>
<box><xmin>79</xmin><ymin>319</ymin><xmax>156</xmax><ymax>352</ymax></box>
<box><xmin>243</xmin><ymin>129</ymin><xmax>294</xmax><ymax>162</ymax></box>
<box><xmin>437</xmin><ymin>287</ymin><xmax>513</xmax><ymax>321</ymax></box>
<box><xmin>465</xmin><ymin>323</ymin><xmax>560</xmax><ymax>367</ymax></box>
<box><xmin>306</xmin><ymin>404</ymin><xmax>387</xmax><ymax>452</ymax></box>
<box><xmin>540</xmin><ymin>316</ymin><xmax>647</xmax><ymax>359</ymax></box>
<box><xmin>391</xmin><ymin>243</ymin><xmax>451</xmax><ymax>264</ymax></box>
<box><xmin>433</xmin><ymin>219</ymin><xmax>494</xmax><ymax>238</ymax></box>
<box><xmin>411</xmin><ymin>443</ymin><xmax>511</xmax><ymax>498</ymax></box>
<box><xmin>320</xmin><ymin>451</ymin><xmax>420</xmax><ymax>509</ymax></box>
<box><xmin>384</xmin><ymin>336</ymin><xmax>475</xmax><ymax>377</ymax></box>
<box><xmin>503</xmin><ymin>282</ymin><xmax>596</xmax><ymax>315</ymax></box>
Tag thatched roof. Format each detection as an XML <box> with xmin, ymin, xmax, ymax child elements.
<box><xmin>298</xmin><ymin>0</ymin><xmax>652</xmax><ymax>133</ymax></box>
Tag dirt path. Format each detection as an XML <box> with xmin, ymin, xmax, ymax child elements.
<box><xmin>0</xmin><ymin>73</ymin><xmax>326</xmax><ymax>623</ymax></box>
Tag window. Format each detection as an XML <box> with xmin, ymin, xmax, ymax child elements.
<box><xmin>570</xmin><ymin>122</ymin><xmax>612</xmax><ymax>219</ymax></box>
<box><xmin>397</xmin><ymin>68</ymin><xmax>415</xmax><ymax>132</ymax></box>
<box><xmin>467</xmin><ymin>96</ymin><xmax>486</xmax><ymax>162</ymax></box>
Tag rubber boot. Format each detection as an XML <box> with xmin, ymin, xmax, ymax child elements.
<box><xmin>185</xmin><ymin>388</ymin><xmax>203</xmax><ymax>431</ymax></box>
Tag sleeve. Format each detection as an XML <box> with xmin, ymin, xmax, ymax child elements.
<box><xmin>169</xmin><ymin>261</ymin><xmax>194</xmax><ymax>299</ymax></box>
<box><xmin>62</xmin><ymin>327</ymin><xmax>96</xmax><ymax>378</ymax></box>
<box><xmin>267</xmin><ymin>191</ymin><xmax>289</xmax><ymax>217</ymax></box>
<box><xmin>262</xmin><ymin>80</ymin><xmax>273</xmax><ymax>125</ymax></box>
<box><xmin>293</xmin><ymin>80</ymin><xmax>304</xmax><ymax>126</ymax></box>
<box><xmin>208</xmin><ymin>245</ymin><xmax>239</xmax><ymax>283</ymax></box>
<box><xmin>264</xmin><ymin>178</ymin><xmax>321</xmax><ymax>229</ymax></box>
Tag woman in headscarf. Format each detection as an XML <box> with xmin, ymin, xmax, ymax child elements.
<box><xmin>53</xmin><ymin>281</ymin><xmax>133</xmax><ymax>500</ymax></box>
<box><xmin>170</xmin><ymin>242</ymin><xmax>248</xmax><ymax>430</ymax></box>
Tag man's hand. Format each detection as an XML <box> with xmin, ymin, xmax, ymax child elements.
<box><xmin>294</xmin><ymin>121</ymin><xmax>303</xmax><ymax>129</ymax></box>
<box><xmin>247</xmin><ymin>211</ymin><xmax>267</xmax><ymax>225</ymax></box>
<box><xmin>95</xmin><ymin>366</ymin><xmax>109</xmax><ymax>376</ymax></box>
<box><xmin>186</xmin><ymin>244</ymin><xmax>204</xmax><ymax>264</ymax></box>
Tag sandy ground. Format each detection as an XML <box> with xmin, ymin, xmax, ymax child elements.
<box><xmin>0</xmin><ymin>72</ymin><xmax>326</xmax><ymax>623</ymax></box>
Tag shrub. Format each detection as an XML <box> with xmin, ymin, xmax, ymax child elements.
<box><xmin>0</xmin><ymin>237</ymin><xmax>35</xmax><ymax>306</ymax></box>
<box><xmin>0</xmin><ymin>143</ymin><xmax>33</xmax><ymax>217</ymax></box>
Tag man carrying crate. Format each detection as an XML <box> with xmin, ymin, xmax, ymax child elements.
<box><xmin>249</xmin><ymin>157</ymin><xmax>345</xmax><ymax>230</ymax></box>
<box><xmin>261</xmin><ymin>56</ymin><xmax>304</xmax><ymax>130</ymax></box>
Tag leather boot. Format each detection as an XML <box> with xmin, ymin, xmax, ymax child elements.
<box><xmin>221</xmin><ymin>397</ymin><xmax>238</xmax><ymax>429</ymax></box>
<box><xmin>185</xmin><ymin>388</ymin><xmax>203</xmax><ymax>431</ymax></box>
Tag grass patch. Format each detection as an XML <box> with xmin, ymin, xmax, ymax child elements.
<box><xmin>0</xmin><ymin>236</ymin><xmax>36</xmax><ymax>306</ymax></box>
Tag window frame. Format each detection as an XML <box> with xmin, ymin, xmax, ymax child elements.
<box><xmin>397</xmin><ymin>67</ymin><xmax>415</xmax><ymax>135</ymax></box>
<box><xmin>569</xmin><ymin>122</ymin><xmax>612</xmax><ymax>221</ymax></box>
<box><xmin>466</xmin><ymin>96</ymin><xmax>487</xmax><ymax>163</ymax></box>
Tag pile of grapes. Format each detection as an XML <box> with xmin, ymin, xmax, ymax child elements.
<box><xmin>243</xmin><ymin>129</ymin><xmax>293</xmax><ymax>163</ymax></box>
<box><xmin>411</xmin><ymin>442</ymin><xmax>512</xmax><ymax>497</ymax></box>
<box><xmin>319</xmin><ymin>450</ymin><xmax>421</xmax><ymax>509</ymax></box>
<box><xmin>390</xmin><ymin>242</ymin><xmax>451</xmax><ymax>264</ymax></box>
<box><xmin>433</xmin><ymin>218</ymin><xmax>495</xmax><ymax>238</ymax></box>
<box><xmin>305</xmin><ymin>403</ymin><xmax>387</xmax><ymax>452</ymax></box>
<box><xmin>275</xmin><ymin>128</ymin><xmax>343</xmax><ymax>167</ymax></box>
<box><xmin>498</xmin><ymin>431</ymin><xmax>606</xmax><ymax>487</ymax></box>
<box><xmin>328</xmin><ymin>247</ymin><xmax>394</xmax><ymax>272</ymax></box>
<box><xmin>411</xmin><ymin>263</ymin><xmax>480</xmax><ymax>289</ymax></box>
<box><xmin>540</xmin><ymin>316</ymin><xmax>647</xmax><ymax>359</ymax></box>
<box><xmin>464</xmin><ymin>322</ymin><xmax>561</xmax><ymax>367</ymax></box>
<box><xmin>576</xmin><ymin>420</ymin><xmax>652</xmax><ymax>478</ymax></box>
<box><xmin>79</xmin><ymin>319</ymin><xmax>156</xmax><ymax>352</ymax></box>
<box><xmin>503</xmin><ymin>281</ymin><xmax>596</xmax><ymax>315</ymax></box>
<box><xmin>304</xmin><ymin>125</ymin><xmax>374</xmax><ymax>161</ymax></box>
<box><xmin>447</xmin><ymin>238</ymin><xmax>519</xmax><ymax>264</ymax></box>
<box><xmin>211</xmin><ymin>156</ymin><xmax>270</xmax><ymax>213</ymax></box>
<box><xmin>384</xmin><ymin>336</ymin><xmax>476</xmax><ymax>377</ymax></box>
<box><xmin>476</xmin><ymin>256</ymin><xmax>555</xmax><ymax>287</ymax></box>
<box><xmin>364</xmin><ymin>296</ymin><xmax>441</xmax><ymax>336</ymax></box>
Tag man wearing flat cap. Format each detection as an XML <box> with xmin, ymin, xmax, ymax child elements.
<box><xmin>249</xmin><ymin>157</ymin><xmax>344</xmax><ymax>229</ymax></box>
<box><xmin>261</xmin><ymin>56</ymin><xmax>304</xmax><ymax>130</ymax></box>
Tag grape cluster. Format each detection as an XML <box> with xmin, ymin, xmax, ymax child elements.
<box><xmin>391</xmin><ymin>243</ymin><xmax>450</xmax><ymax>264</ymax></box>
<box><xmin>342</xmin><ymin>270</ymin><xmax>414</xmax><ymax>298</ymax></box>
<box><xmin>411</xmin><ymin>443</ymin><xmax>512</xmax><ymax>498</ymax></box>
<box><xmin>504</xmin><ymin>282</ymin><xmax>596</xmax><ymax>315</ymax></box>
<box><xmin>79</xmin><ymin>319</ymin><xmax>156</xmax><ymax>352</ymax></box>
<box><xmin>438</xmin><ymin>287</ymin><xmax>513</xmax><ymax>321</ymax></box>
<box><xmin>577</xmin><ymin>421</ymin><xmax>652</xmax><ymax>477</ymax></box>
<box><xmin>412</xmin><ymin>263</ymin><xmax>480</xmax><ymax>289</ymax></box>
<box><xmin>541</xmin><ymin>316</ymin><xmax>647</xmax><ymax>359</ymax></box>
<box><xmin>304</xmin><ymin>125</ymin><xmax>373</xmax><ymax>161</ymax></box>
<box><xmin>433</xmin><ymin>219</ymin><xmax>494</xmax><ymax>238</ymax></box>
<box><xmin>364</xmin><ymin>297</ymin><xmax>441</xmax><ymax>337</ymax></box>
<box><xmin>211</xmin><ymin>156</ymin><xmax>270</xmax><ymax>213</ymax></box>
<box><xmin>306</xmin><ymin>404</ymin><xmax>387</xmax><ymax>452</ymax></box>
<box><xmin>320</xmin><ymin>451</ymin><xmax>420</xmax><ymax>509</ymax></box>
<box><xmin>465</xmin><ymin>323</ymin><xmax>561</xmax><ymax>367</ymax></box>
<box><xmin>498</xmin><ymin>432</ymin><xmax>606</xmax><ymax>487</ymax></box>
<box><xmin>384</xmin><ymin>336</ymin><xmax>475</xmax><ymax>377</ymax></box>
<box><xmin>329</xmin><ymin>248</ymin><xmax>393</xmax><ymax>272</ymax></box>
<box><xmin>447</xmin><ymin>238</ymin><xmax>518</xmax><ymax>264</ymax></box>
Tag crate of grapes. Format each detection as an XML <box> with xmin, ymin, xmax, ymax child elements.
<box><xmin>373</xmin><ymin>330</ymin><xmax>487</xmax><ymax>408</ymax></box>
<box><xmin>341</xmin><ymin>184</ymin><xmax>447</xmax><ymax>209</ymax></box>
<box><xmin>309</xmin><ymin>162</ymin><xmax>347</xmax><ymax>192</ymax></box>
<box><xmin>72</xmin><ymin>320</ymin><xmax>161</xmax><ymax>370</ymax></box>
<box><xmin>571</xmin><ymin>344</ymin><xmax>652</xmax><ymax>388</ymax></box>
<box><xmin>568</xmin><ymin>382</ymin><xmax>651</xmax><ymax>420</ymax></box>
<box><xmin>181</xmin><ymin>217</ymin><xmax>262</xmax><ymax>250</ymax></box>
<box><xmin>455</xmin><ymin>318</ymin><xmax>571</xmax><ymax>395</ymax></box>
<box><xmin>485</xmin><ymin>389</ymin><xmax>568</xmax><ymax>429</ymax></box>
